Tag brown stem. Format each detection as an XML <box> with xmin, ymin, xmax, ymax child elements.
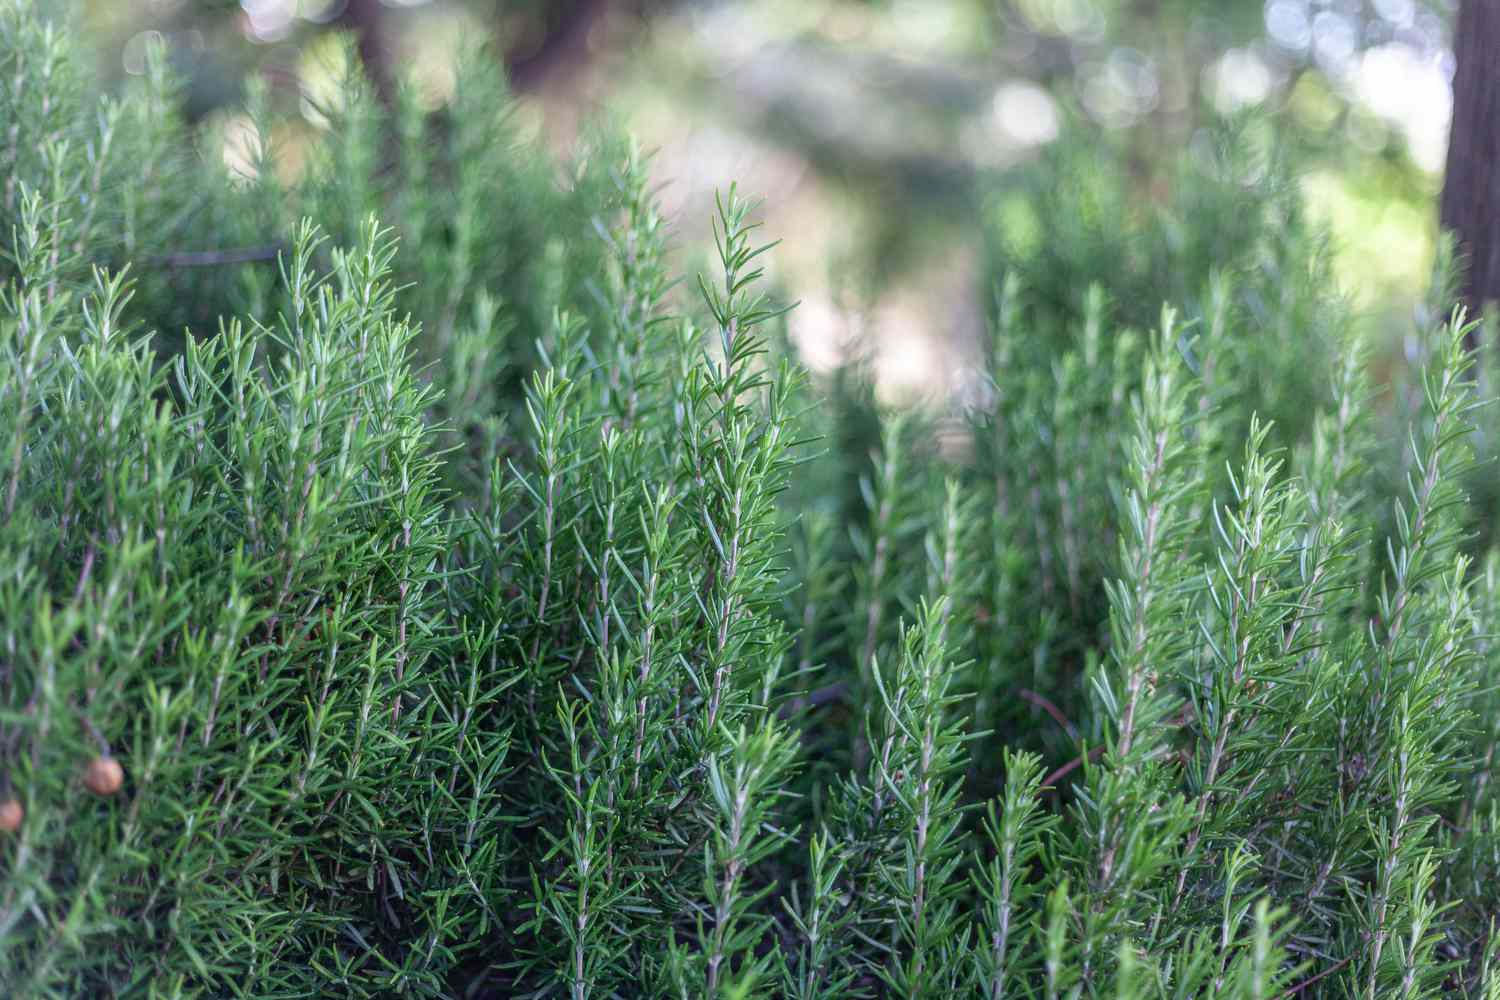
<box><xmin>1019</xmin><ymin>688</ymin><xmax>1076</xmax><ymax>739</ymax></box>
<box><xmin>1041</xmin><ymin>746</ymin><xmax>1105</xmax><ymax>790</ymax></box>
<box><xmin>1283</xmin><ymin>957</ymin><xmax>1350</xmax><ymax>997</ymax></box>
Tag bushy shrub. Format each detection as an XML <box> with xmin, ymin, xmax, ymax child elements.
<box><xmin>3</xmin><ymin>2</ymin><xmax>1500</xmax><ymax>996</ymax></box>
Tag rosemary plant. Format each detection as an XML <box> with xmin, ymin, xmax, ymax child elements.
<box><xmin>3</xmin><ymin>2</ymin><xmax>1500</xmax><ymax>996</ymax></box>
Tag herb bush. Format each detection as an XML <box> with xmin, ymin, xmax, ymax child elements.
<box><xmin>2</xmin><ymin>2</ymin><xmax>1500</xmax><ymax>996</ymax></box>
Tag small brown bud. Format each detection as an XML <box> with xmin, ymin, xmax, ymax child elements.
<box><xmin>0</xmin><ymin>798</ymin><xmax>21</xmax><ymax>832</ymax></box>
<box><xmin>84</xmin><ymin>756</ymin><xmax>124</xmax><ymax>796</ymax></box>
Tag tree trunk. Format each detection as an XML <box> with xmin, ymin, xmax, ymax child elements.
<box><xmin>506</xmin><ymin>0</ymin><xmax>611</xmax><ymax>93</ymax></box>
<box><xmin>1440</xmin><ymin>0</ymin><xmax>1500</xmax><ymax>318</ymax></box>
<box><xmin>338</xmin><ymin>0</ymin><xmax>392</xmax><ymax>106</ymax></box>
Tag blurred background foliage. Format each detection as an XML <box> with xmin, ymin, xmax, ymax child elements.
<box><xmin>76</xmin><ymin>0</ymin><xmax>1453</xmax><ymax>399</ymax></box>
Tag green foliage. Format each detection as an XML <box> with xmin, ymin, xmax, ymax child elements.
<box><xmin>4</xmin><ymin>2</ymin><xmax>1500</xmax><ymax>997</ymax></box>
